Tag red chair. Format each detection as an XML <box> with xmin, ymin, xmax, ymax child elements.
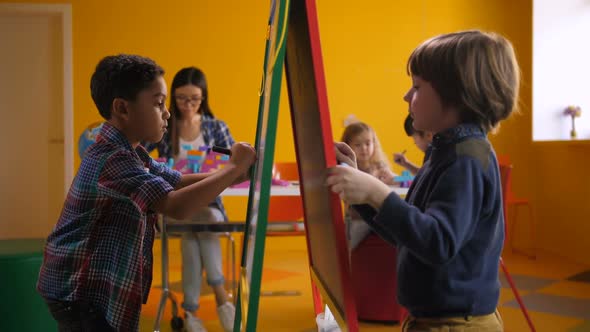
<box><xmin>350</xmin><ymin>234</ymin><xmax>406</xmax><ymax>323</ymax></box>
<box><xmin>498</xmin><ymin>155</ymin><xmax>536</xmax><ymax>258</ymax></box>
<box><xmin>499</xmin><ymin>161</ymin><xmax>537</xmax><ymax>332</ymax></box>
<box><xmin>267</xmin><ymin>162</ymin><xmax>305</xmax><ymax>236</ymax></box>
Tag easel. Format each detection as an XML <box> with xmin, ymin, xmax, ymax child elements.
<box><xmin>234</xmin><ymin>0</ymin><xmax>359</xmax><ymax>331</ymax></box>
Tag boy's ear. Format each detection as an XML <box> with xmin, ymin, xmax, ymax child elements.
<box><xmin>112</xmin><ymin>98</ymin><xmax>130</xmax><ymax>121</ymax></box>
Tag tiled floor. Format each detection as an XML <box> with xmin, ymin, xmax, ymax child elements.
<box><xmin>140</xmin><ymin>237</ymin><xmax>590</xmax><ymax>331</ymax></box>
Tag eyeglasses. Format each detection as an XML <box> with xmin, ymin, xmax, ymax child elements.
<box><xmin>175</xmin><ymin>95</ymin><xmax>204</xmax><ymax>104</ymax></box>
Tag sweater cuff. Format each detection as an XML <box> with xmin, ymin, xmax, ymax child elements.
<box><xmin>365</xmin><ymin>191</ymin><xmax>407</xmax><ymax>244</ymax></box>
<box><xmin>375</xmin><ymin>191</ymin><xmax>406</xmax><ymax>222</ymax></box>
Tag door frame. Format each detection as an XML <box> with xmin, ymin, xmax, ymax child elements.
<box><xmin>0</xmin><ymin>3</ymin><xmax>73</xmax><ymax>195</ymax></box>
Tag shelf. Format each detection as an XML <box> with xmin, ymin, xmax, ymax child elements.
<box><xmin>532</xmin><ymin>140</ymin><xmax>590</xmax><ymax>148</ymax></box>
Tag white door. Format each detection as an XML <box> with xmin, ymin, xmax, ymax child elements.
<box><xmin>0</xmin><ymin>12</ymin><xmax>65</xmax><ymax>239</ymax></box>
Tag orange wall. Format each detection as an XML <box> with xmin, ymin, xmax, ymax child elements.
<box><xmin>3</xmin><ymin>0</ymin><xmax>589</xmax><ymax>264</ymax></box>
<box><xmin>529</xmin><ymin>143</ymin><xmax>590</xmax><ymax>264</ymax></box>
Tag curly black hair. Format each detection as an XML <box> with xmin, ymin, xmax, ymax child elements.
<box><xmin>90</xmin><ymin>54</ymin><xmax>165</xmax><ymax>119</ymax></box>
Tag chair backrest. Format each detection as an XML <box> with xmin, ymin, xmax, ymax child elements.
<box><xmin>497</xmin><ymin>154</ymin><xmax>511</xmax><ymax>167</ymax></box>
<box><xmin>499</xmin><ymin>164</ymin><xmax>511</xmax><ymax>217</ymax></box>
<box><xmin>274</xmin><ymin>162</ymin><xmax>300</xmax><ymax>181</ymax></box>
<box><xmin>267</xmin><ymin>162</ymin><xmax>305</xmax><ymax>235</ymax></box>
<box><xmin>497</xmin><ymin>154</ymin><xmax>515</xmax><ymax>201</ymax></box>
<box><xmin>498</xmin><ymin>161</ymin><xmax>513</xmax><ymax>241</ymax></box>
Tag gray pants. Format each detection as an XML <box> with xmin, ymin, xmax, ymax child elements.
<box><xmin>180</xmin><ymin>207</ymin><xmax>226</xmax><ymax>312</ymax></box>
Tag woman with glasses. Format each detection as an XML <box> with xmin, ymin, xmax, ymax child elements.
<box><xmin>147</xmin><ymin>67</ymin><xmax>235</xmax><ymax>332</ymax></box>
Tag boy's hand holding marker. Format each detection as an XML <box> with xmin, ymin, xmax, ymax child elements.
<box><xmin>212</xmin><ymin>143</ymin><xmax>256</xmax><ymax>185</ymax></box>
<box><xmin>211</xmin><ymin>143</ymin><xmax>256</xmax><ymax>170</ymax></box>
<box><xmin>334</xmin><ymin>141</ymin><xmax>357</xmax><ymax>169</ymax></box>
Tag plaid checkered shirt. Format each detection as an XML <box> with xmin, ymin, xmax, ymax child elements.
<box><xmin>37</xmin><ymin>122</ymin><xmax>181</xmax><ymax>331</ymax></box>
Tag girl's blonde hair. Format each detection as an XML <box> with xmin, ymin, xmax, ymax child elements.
<box><xmin>341</xmin><ymin>122</ymin><xmax>390</xmax><ymax>173</ymax></box>
<box><xmin>407</xmin><ymin>30</ymin><xmax>520</xmax><ymax>132</ymax></box>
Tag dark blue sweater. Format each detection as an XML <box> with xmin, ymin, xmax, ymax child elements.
<box><xmin>355</xmin><ymin>124</ymin><xmax>504</xmax><ymax>317</ymax></box>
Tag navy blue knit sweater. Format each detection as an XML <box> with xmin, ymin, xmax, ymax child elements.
<box><xmin>355</xmin><ymin>124</ymin><xmax>504</xmax><ymax>317</ymax></box>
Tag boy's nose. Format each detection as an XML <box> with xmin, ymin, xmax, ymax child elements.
<box><xmin>403</xmin><ymin>88</ymin><xmax>414</xmax><ymax>102</ymax></box>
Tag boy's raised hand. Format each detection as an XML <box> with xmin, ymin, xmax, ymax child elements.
<box><xmin>229</xmin><ymin>142</ymin><xmax>257</xmax><ymax>171</ymax></box>
<box><xmin>230</xmin><ymin>142</ymin><xmax>257</xmax><ymax>185</ymax></box>
<box><xmin>326</xmin><ymin>165</ymin><xmax>391</xmax><ymax>209</ymax></box>
<box><xmin>334</xmin><ymin>142</ymin><xmax>357</xmax><ymax>168</ymax></box>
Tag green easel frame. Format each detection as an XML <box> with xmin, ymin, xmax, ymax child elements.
<box><xmin>233</xmin><ymin>0</ymin><xmax>290</xmax><ymax>331</ymax></box>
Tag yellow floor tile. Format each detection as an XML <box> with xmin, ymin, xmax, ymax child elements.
<box><xmin>501</xmin><ymin>251</ymin><xmax>590</xmax><ymax>280</ymax></box>
<box><xmin>499</xmin><ymin>306</ymin><xmax>584</xmax><ymax>332</ymax></box>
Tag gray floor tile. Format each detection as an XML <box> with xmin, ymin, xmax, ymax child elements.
<box><xmin>503</xmin><ymin>293</ymin><xmax>590</xmax><ymax>320</ymax></box>
<box><xmin>499</xmin><ymin>273</ymin><xmax>557</xmax><ymax>291</ymax></box>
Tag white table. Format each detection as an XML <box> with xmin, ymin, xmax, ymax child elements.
<box><xmin>221</xmin><ymin>184</ymin><xmax>409</xmax><ymax>197</ymax></box>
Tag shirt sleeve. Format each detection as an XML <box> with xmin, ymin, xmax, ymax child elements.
<box><xmin>364</xmin><ymin>157</ymin><xmax>487</xmax><ymax>266</ymax></box>
<box><xmin>100</xmin><ymin>149</ymin><xmax>178</xmax><ymax>212</ymax></box>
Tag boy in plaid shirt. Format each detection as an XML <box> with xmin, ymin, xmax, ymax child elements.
<box><xmin>37</xmin><ymin>54</ymin><xmax>255</xmax><ymax>331</ymax></box>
